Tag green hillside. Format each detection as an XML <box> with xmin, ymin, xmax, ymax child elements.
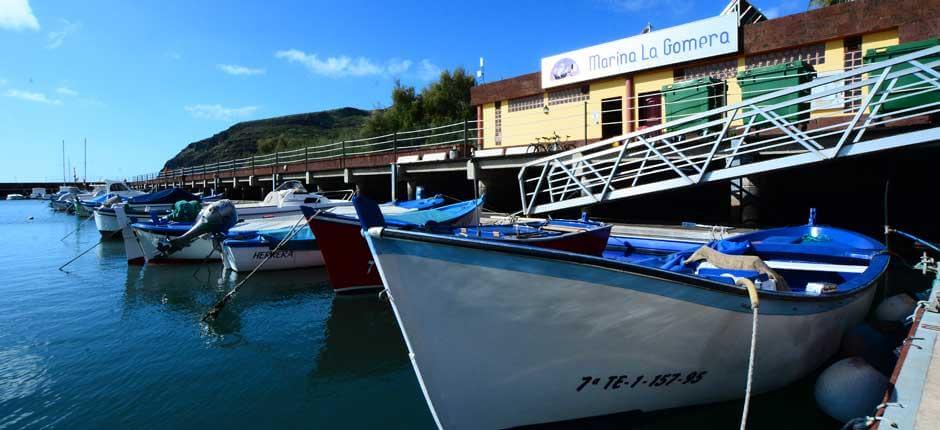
<box><xmin>163</xmin><ymin>107</ymin><xmax>371</xmax><ymax>169</ymax></box>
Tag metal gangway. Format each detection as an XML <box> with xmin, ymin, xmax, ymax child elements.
<box><xmin>518</xmin><ymin>45</ymin><xmax>940</xmax><ymax>215</ymax></box>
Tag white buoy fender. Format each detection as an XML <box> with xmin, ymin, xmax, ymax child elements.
<box><xmin>815</xmin><ymin>357</ymin><xmax>888</xmax><ymax>423</ymax></box>
<box><xmin>875</xmin><ymin>293</ymin><xmax>916</xmax><ymax>323</ymax></box>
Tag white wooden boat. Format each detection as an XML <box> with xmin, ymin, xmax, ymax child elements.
<box><xmin>357</xmin><ymin>200</ymin><xmax>890</xmax><ymax>429</ymax></box>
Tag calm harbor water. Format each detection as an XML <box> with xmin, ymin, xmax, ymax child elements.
<box><xmin>0</xmin><ymin>200</ymin><xmax>843</xmax><ymax>429</ymax></box>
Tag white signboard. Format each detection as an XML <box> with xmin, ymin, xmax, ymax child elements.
<box><xmin>811</xmin><ymin>71</ymin><xmax>846</xmax><ymax>111</ymax></box>
<box><xmin>541</xmin><ymin>15</ymin><xmax>739</xmax><ymax>89</ymax></box>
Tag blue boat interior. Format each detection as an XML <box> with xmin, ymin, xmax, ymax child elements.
<box><xmin>445</xmin><ymin>219</ymin><xmax>605</xmax><ymax>240</ymax></box>
<box><xmin>391</xmin><ymin>195</ymin><xmax>446</xmax><ymax>210</ymax></box>
<box><xmin>224</xmin><ymin>226</ymin><xmax>317</xmax><ymax>251</ymax></box>
<box><xmin>603</xmin><ymin>225</ymin><xmax>886</xmax><ymax>295</ymax></box>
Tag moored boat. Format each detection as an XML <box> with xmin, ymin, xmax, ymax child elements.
<box><xmin>301</xmin><ymin>197</ymin><xmax>484</xmax><ymax>293</ymax></box>
<box><xmin>440</xmin><ymin>218</ymin><xmax>611</xmax><ymax>256</ymax></box>
<box><xmin>221</xmin><ymin>219</ymin><xmax>322</xmax><ymax>272</ymax></box>
<box><xmin>356</xmin><ymin>201</ymin><xmax>889</xmax><ymax>429</ymax></box>
<box><xmin>93</xmin><ymin>188</ymin><xmax>200</xmax><ymax>235</ymax></box>
<box><xmin>5</xmin><ymin>193</ymin><xmax>25</xmax><ymax>200</ymax></box>
<box><xmin>220</xmin><ymin>196</ymin><xmax>450</xmax><ymax>273</ymax></box>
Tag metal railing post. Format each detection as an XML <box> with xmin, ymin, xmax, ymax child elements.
<box><xmin>584</xmin><ymin>101</ymin><xmax>588</xmax><ymax>145</ymax></box>
<box><xmin>304</xmin><ymin>145</ymin><xmax>309</xmax><ymax>173</ymax></box>
<box><xmin>341</xmin><ymin>141</ymin><xmax>346</xmax><ymax>168</ymax></box>
<box><xmin>251</xmin><ymin>155</ymin><xmax>255</xmax><ymax>177</ymax></box>
<box><xmin>463</xmin><ymin>119</ymin><xmax>469</xmax><ymax>156</ymax></box>
<box><xmin>273</xmin><ymin>152</ymin><xmax>279</xmax><ymax>187</ymax></box>
<box><xmin>393</xmin><ymin>132</ymin><xmax>398</xmax><ymax>157</ymax></box>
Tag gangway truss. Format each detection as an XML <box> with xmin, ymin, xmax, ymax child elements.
<box><xmin>518</xmin><ymin>45</ymin><xmax>940</xmax><ymax>215</ymax></box>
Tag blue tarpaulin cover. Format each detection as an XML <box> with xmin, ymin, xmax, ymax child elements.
<box><xmin>129</xmin><ymin>188</ymin><xmax>200</xmax><ymax>204</ymax></box>
<box><xmin>660</xmin><ymin>239</ymin><xmax>753</xmax><ymax>273</ymax></box>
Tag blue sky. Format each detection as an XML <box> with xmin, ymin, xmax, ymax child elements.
<box><xmin>0</xmin><ymin>0</ymin><xmax>806</xmax><ymax>182</ymax></box>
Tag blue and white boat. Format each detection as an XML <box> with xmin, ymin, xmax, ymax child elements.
<box><xmin>219</xmin><ymin>195</ymin><xmax>451</xmax><ymax>273</ymax></box>
<box><xmin>356</xmin><ymin>200</ymin><xmax>889</xmax><ymax>429</ymax></box>
<box><xmin>94</xmin><ymin>188</ymin><xmax>200</xmax><ymax>234</ymax></box>
<box><xmin>221</xmin><ymin>218</ymin><xmax>322</xmax><ymax>272</ymax></box>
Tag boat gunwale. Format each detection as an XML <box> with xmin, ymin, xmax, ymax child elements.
<box><xmin>369</xmin><ymin>225</ymin><xmax>890</xmax><ymax>304</ymax></box>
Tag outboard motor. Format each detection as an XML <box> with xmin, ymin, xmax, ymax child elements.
<box><xmin>157</xmin><ymin>199</ymin><xmax>238</xmax><ymax>255</ymax></box>
<box><xmin>102</xmin><ymin>195</ymin><xmax>122</xmax><ymax>208</ymax></box>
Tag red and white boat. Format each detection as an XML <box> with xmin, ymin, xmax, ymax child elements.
<box><xmin>301</xmin><ymin>198</ymin><xmax>484</xmax><ymax>293</ymax></box>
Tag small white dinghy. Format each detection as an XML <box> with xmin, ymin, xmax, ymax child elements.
<box><xmin>221</xmin><ymin>217</ymin><xmax>323</xmax><ymax>272</ymax></box>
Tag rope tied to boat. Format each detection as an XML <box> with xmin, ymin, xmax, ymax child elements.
<box><xmin>737</xmin><ymin>277</ymin><xmax>759</xmax><ymax>430</ymax></box>
<box><xmin>201</xmin><ymin>212</ymin><xmax>315</xmax><ymax>322</ymax></box>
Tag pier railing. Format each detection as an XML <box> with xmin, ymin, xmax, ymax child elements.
<box><xmin>518</xmin><ymin>45</ymin><xmax>940</xmax><ymax>215</ymax></box>
<box><xmin>134</xmin><ymin>120</ymin><xmax>482</xmax><ymax>182</ymax></box>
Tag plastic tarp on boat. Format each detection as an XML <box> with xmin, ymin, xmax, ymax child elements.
<box><xmin>386</xmin><ymin>197</ymin><xmax>483</xmax><ymax>227</ymax></box>
<box><xmin>393</xmin><ymin>195</ymin><xmax>446</xmax><ymax>210</ymax></box>
<box><xmin>129</xmin><ymin>188</ymin><xmax>200</xmax><ymax>205</ymax></box>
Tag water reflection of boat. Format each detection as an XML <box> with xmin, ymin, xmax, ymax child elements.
<box><xmin>123</xmin><ymin>264</ymin><xmax>331</xmax><ymax>334</ymax></box>
<box><xmin>312</xmin><ymin>295</ymin><xmax>409</xmax><ymax>380</ymax></box>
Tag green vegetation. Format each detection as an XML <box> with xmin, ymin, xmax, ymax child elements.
<box><xmin>808</xmin><ymin>0</ymin><xmax>853</xmax><ymax>9</ymax></box>
<box><xmin>164</xmin><ymin>108</ymin><xmax>370</xmax><ymax>169</ymax></box>
<box><xmin>163</xmin><ymin>68</ymin><xmax>476</xmax><ymax>169</ymax></box>
<box><xmin>362</xmin><ymin>68</ymin><xmax>477</xmax><ymax>137</ymax></box>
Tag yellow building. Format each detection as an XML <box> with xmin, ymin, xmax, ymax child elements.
<box><xmin>470</xmin><ymin>0</ymin><xmax>934</xmax><ymax>150</ymax></box>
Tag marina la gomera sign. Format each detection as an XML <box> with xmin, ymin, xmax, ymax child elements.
<box><xmin>541</xmin><ymin>15</ymin><xmax>739</xmax><ymax>88</ymax></box>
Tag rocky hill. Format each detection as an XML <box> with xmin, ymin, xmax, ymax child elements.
<box><xmin>163</xmin><ymin>107</ymin><xmax>372</xmax><ymax>169</ymax></box>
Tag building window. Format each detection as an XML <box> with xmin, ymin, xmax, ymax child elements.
<box><xmin>508</xmin><ymin>94</ymin><xmax>544</xmax><ymax>112</ymax></box>
<box><xmin>637</xmin><ymin>92</ymin><xmax>663</xmax><ymax>130</ymax></box>
<box><xmin>745</xmin><ymin>43</ymin><xmax>826</xmax><ymax>69</ymax></box>
<box><xmin>843</xmin><ymin>36</ymin><xmax>863</xmax><ymax>112</ymax></box>
<box><xmin>548</xmin><ymin>86</ymin><xmax>589</xmax><ymax>106</ymax></box>
<box><xmin>494</xmin><ymin>101</ymin><xmax>502</xmax><ymax>146</ymax></box>
<box><xmin>601</xmin><ymin>97</ymin><xmax>623</xmax><ymax>139</ymax></box>
<box><xmin>675</xmin><ymin>59</ymin><xmax>738</xmax><ymax>82</ymax></box>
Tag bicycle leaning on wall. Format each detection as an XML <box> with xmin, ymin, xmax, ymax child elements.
<box><xmin>526</xmin><ymin>132</ymin><xmax>575</xmax><ymax>153</ymax></box>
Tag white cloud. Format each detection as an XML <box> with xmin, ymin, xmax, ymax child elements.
<box><xmin>4</xmin><ymin>89</ymin><xmax>61</xmax><ymax>105</ymax></box>
<box><xmin>56</xmin><ymin>86</ymin><xmax>78</xmax><ymax>96</ymax></box>
<box><xmin>386</xmin><ymin>59</ymin><xmax>413</xmax><ymax>75</ymax></box>
<box><xmin>218</xmin><ymin>64</ymin><xmax>266</xmax><ymax>76</ymax></box>
<box><xmin>0</xmin><ymin>0</ymin><xmax>39</xmax><ymax>31</ymax></box>
<box><xmin>275</xmin><ymin>49</ymin><xmax>442</xmax><ymax>81</ymax></box>
<box><xmin>46</xmin><ymin>18</ymin><xmax>80</xmax><ymax>49</ymax></box>
<box><xmin>184</xmin><ymin>104</ymin><xmax>259</xmax><ymax>121</ymax></box>
<box><xmin>275</xmin><ymin>49</ymin><xmax>383</xmax><ymax>77</ymax></box>
<box><xmin>417</xmin><ymin>59</ymin><xmax>442</xmax><ymax>81</ymax></box>
<box><xmin>165</xmin><ymin>51</ymin><xmax>182</xmax><ymax>60</ymax></box>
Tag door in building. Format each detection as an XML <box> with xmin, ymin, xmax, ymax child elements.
<box><xmin>637</xmin><ymin>92</ymin><xmax>662</xmax><ymax>130</ymax></box>
<box><xmin>601</xmin><ymin>97</ymin><xmax>623</xmax><ymax>140</ymax></box>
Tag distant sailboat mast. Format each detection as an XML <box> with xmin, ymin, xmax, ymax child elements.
<box><xmin>83</xmin><ymin>138</ymin><xmax>87</xmax><ymax>183</ymax></box>
<box><xmin>62</xmin><ymin>140</ymin><xmax>66</xmax><ymax>184</ymax></box>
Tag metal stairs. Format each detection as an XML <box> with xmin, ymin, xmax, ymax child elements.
<box><xmin>518</xmin><ymin>45</ymin><xmax>940</xmax><ymax>215</ymax></box>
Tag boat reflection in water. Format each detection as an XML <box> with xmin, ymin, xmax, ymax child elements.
<box><xmin>307</xmin><ymin>294</ymin><xmax>436</xmax><ymax>428</ymax></box>
<box><xmin>123</xmin><ymin>264</ymin><xmax>332</xmax><ymax>336</ymax></box>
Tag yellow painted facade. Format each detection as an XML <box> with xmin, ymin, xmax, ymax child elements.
<box><xmin>480</xmin><ymin>28</ymin><xmax>902</xmax><ymax>149</ymax></box>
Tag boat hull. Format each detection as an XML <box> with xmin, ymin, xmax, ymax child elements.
<box><xmin>222</xmin><ymin>245</ymin><xmax>324</xmax><ymax>272</ymax></box>
<box><xmin>365</xmin><ymin>232</ymin><xmax>879</xmax><ymax>429</ymax></box>
<box><xmin>307</xmin><ymin>215</ymin><xmax>384</xmax><ymax>293</ymax></box>
<box><xmin>134</xmin><ymin>228</ymin><xmax>221</xmax><ymax>263</ymax></box>
<box><xmin>94</xmin><ymin>209</ymin><xmax>122</xmax><ymax>235</ymax></box>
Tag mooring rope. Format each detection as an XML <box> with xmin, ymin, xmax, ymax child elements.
<box><xmin>737</xmin><ymin>277</ymin><xmax>760</xmax><ymax>430</ymax></box>
<box><xmin>202</xmin><ymin>213</ymin><xmax>313</xmax><ymax>322</ymax></box>
<box><xmin>58</xmin><ymin>229</ymin><xmax>120</xmax><ymax>272</ymax></box>
<box><xmin>60</xmin><ymin>214</ymin><xmax>95</xmax><ymax>241</ymax></box>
